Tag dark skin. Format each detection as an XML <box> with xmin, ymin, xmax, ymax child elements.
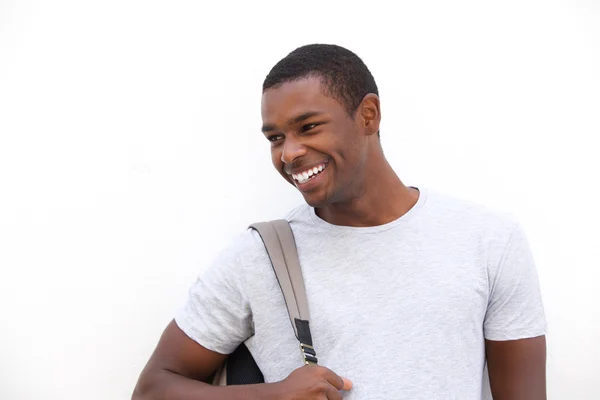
<box><xmin>486</xmin><ymin>336</ymin><xmax>547</xmax><ymax>399</ymax></box>
<box><xmin>261</xmin><ymin>77</ymin><xmax>418</xmax><ymax>226</ymax></box>
<box><xmin>132</xmin><ymin>76</ymin><xmax>546</xmax><ymax>399</ymax></box>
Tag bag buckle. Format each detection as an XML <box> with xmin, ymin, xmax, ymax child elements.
<box><xmin>300</xmin><ymin>343</ymin><xmax>318</xmax><ymax>365</ymax></box>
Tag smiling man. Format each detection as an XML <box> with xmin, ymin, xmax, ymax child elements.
<box><xmin>133</xmin><ymin>44</ymin><xmax>547</xmax><ymax>400</ymax></box>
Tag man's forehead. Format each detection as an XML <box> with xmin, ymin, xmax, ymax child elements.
<box><xmin>261</xmin><ymin>77</ymin><xmax>339</xmax><ymax>120</ymax></box>
<box><xmin>262</xmin><ymin>77</ymin><xmax>323</xmax><ymax>104</ymax></box>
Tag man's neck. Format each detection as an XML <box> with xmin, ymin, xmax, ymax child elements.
<box><xmin>315</xmin><ymin>162</ymin><xmax>420</xmax><ymax>228</ymax></box>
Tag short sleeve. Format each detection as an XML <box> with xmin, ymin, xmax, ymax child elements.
<box><xmin>484</xmin><ymin>222</ymin><xmax>547</xmax><ymax>341</ymax></box>
<box><xmin>175</xmin><ymin>232</ymin><xmax>255</xmax><ymax>354</ymax></box>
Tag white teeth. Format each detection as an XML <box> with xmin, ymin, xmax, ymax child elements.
<box><xmin>292</xmin><ymin>164</ymin><xmax>327</xmax><ymax>184</ymax></box>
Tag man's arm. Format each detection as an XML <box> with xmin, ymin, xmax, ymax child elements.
<box><xmin>131</xmin><ymin>320</ymin><xmax>352</xmax><ymax>400</ymax></box>
<box><xmin>131</xmin><ymin>320</ymin><xmax>270</xmax><ymax>400</ymax></box>
<box><xmin>485</xmin><ymin>335</ymin><xmax>547</xmax><ymax>400</ymax></box>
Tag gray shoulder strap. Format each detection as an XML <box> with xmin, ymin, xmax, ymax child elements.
<box><xmin>249</xmin><ymin>219</ymin><xmax>318</xmax><ymax>365</ymax></box>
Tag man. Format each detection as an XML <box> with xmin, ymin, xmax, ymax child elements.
<box><xmin>132</xmin><ymin>44</ymin><xmax>547</xmax><ymax>399</ymax></box>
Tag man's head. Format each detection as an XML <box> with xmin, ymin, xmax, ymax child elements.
<box><xmin>263</xmin><ymin>44</ymin><xmax>379</xmax><ymax>123</ymax></box>
<box><xmin>261</xmin><ymin>44</ymin><xmax>382</xmax><ymax>208</ymax></box>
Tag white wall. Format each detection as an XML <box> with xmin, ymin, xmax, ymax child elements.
<box><xmin>1</xmin><ymin>0</ymin><xmax>598</xmax><ymax>398</ymax></box>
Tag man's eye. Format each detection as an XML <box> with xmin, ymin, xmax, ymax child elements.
<box><xmin>268</xmin><ymin>135</ymin><xmax>283</xmax><ymax>142</ymax></box>
<box><xmin>302</xmin><ymin>123</ymin><xmax>319</xmax><ymax>132</ymax></box>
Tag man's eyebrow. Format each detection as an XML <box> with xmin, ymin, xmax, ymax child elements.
<box><xmin>261</xmin><ymin>123</ymin><xmax>276</xmax><ymax>133</ymax></box>
<box><xmin>289</xmin><ymin>111</ymin><xmax>324</xmax><ymax>125</ymax></box>
<box><xmin>261</xmin><ymin>111</ymin><xmax>324</xmax><ymax>133</ymax></box>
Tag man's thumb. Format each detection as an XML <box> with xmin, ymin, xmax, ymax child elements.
<box><xmin>341</xmin><ymin>377</ymin><xmax>353</xmax><ymax>391</ymax></box>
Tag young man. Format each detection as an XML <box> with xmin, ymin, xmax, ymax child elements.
<box><xmin>133</xmin><ymin>44</ymin><xmax>547</xmax><ymax>400</ymax></box>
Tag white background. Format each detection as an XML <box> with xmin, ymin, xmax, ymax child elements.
<box><xmin>1</xmin><ymin>0</ymin><xmax>599</xmax><ymax>399</ymax></box>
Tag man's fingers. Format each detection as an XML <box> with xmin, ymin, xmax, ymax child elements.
<box><xmin>320</xmin><ymin>367</ymin><xmax>343</xmax><ymax>390</ymax></box>
<box><xmin>341</xmin><ymin>377</ymin><xmax>353</xmax><ymax>391</ymax></box>
<box><xmin>326</xmin><ymin>384</ymin><xmax>343</xmax><ymax>400</ymax></box>
<box><xmin>320</xmin><ymin>366</ymin><xmax>352</xmax><ymax>391</ymax></box>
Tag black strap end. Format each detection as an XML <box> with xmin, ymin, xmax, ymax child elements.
<box><xmin>295</xmin><ymin>318</ymin><xmax>313</xmax><ymax>347</ymax></box>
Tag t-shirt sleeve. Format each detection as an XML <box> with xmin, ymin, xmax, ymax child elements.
<box><xmin>484</xmin><ymin>222</ymin><xmax>547</xmax><ymax>341</ymax></box>
<box><xmin>175</xmin><ymin>232</ymin><xmax>255</xmax><ymax>355</ymax></box>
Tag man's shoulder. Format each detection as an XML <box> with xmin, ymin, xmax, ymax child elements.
<box><xmin>214</xmin><ymin>226</ymin><xmax>270</xmax><ymax>269</ymax></box>
<box><xmin>226</xmin><ymin>204</ymin><xmax>310</xmax><ymax>265</ymax></box>
<box><xmin>425</xmin><ymin>188</ymin><xmax>520</xmax><ymax>235</ymax></box>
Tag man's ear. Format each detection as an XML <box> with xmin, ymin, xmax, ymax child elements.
<box><xmin>358</xmin><ymin>93</ymin><xmax>381</xmax><ymax>136</ymax></box>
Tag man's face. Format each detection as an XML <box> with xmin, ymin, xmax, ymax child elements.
<box><xmin>261</xmin><ymin>77</ymin><xmax>365</xmax><ymax>207</ymax></box>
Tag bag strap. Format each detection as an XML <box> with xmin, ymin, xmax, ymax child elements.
<box><xmin>249</xmin><ymin>219</ymin><xmax>318</xmax><ymax>366</ymax></box>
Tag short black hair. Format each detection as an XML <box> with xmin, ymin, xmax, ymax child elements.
<box><xmin>263</xmin><ymin>44</ymin><xmax>379</xmax><ymax>118</ymax></box>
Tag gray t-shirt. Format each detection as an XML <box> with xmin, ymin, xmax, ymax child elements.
<box><xmin>176</xmin><ymin>187</ymin><xmax>547</xmax><ymax>399</ymax></box>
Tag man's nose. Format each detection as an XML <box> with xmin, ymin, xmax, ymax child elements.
<box><xmin>281</xmin><ymin>138</ymin><xmax>307</xmax><ymax>165</ymax></box>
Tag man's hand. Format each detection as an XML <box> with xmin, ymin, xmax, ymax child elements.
<box><xmin>270</xmin><ymin>365</ymin><xmax>353</xmax><ymax>400</ymax></box>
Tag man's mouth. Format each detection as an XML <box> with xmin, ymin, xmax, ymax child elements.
<box><xmin>290</xmin><ymin>162</ymin><xmax>329</xmax><ymax>185</ymax></box>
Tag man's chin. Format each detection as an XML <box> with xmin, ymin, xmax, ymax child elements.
<box><xmin>301</xmin><ymin>193</ymin><xmax>329</xmax><ymax>208</ymax></box>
